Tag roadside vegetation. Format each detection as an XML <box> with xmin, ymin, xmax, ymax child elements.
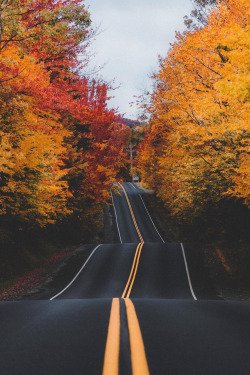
<box><xmin>0</xmin><ymin>0</ymin><xmax>249</xmax><ymax>298</ymax></box>
<box><xmin>136</xmin><ymin>0</ymin><xmax>249</xmax><ymax>290</ymax></box>
<box><xmin>0</xmin><ymin>0</ymin><xmax>130</xmax><ymax>292</ymax></box>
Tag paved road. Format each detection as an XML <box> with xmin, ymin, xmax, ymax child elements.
<box><xmin>1</xmin><ymin>182</ymin><xmax>250</xmax><ymax>374</ymax></box>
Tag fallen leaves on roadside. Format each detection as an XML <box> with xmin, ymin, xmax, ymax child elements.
<box><xmin>0</xmin><ymin>253</ymin><xmax>69</xmax><ymax>300</ymax></box>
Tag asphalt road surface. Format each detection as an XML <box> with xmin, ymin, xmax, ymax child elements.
<box><xmin>1</xmin><ymin>182</ymin><xmax>250</xmax><ymax>374</ymax></box>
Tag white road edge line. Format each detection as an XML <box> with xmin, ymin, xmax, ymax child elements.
<box><xmin>139</xmin><ymin>194</ymin><xmax>165</xmax><ymax>243</ymax></box>
<box><xmin>50</xmin><ymin>244</ymin><xmax>102</xmax><ymax>300</ymax></box>
<box><xmin>180</xmin><ymin>243</ymin><xmax>197</xmax><ymax>301</ymax></box>
<box><xmin>129</xmin><ymin>182</ymin><xmax>137</xmax><ymax>190</ymax></box>
<box><xmin>111</xmin><ymin>192</ymin><xmax>122</xmax><ymax>244</ymax></box>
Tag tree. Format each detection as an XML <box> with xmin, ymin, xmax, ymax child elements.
<box><xmin>184</xmin><ymin>0</ymin><xmax>218</xmax><ymax>30</ymax></box>
<box><xmin>138</xmin><ymin>0</ymin><xmax>250</xmax><ymax>220</ymax></box>
<box><xmin>0</xmin><ymin>0</ymin><xmax>129</xmax><ymax>231</ymax></box>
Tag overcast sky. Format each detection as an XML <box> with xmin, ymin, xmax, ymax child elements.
<box><xmin>84</xmin><ymin>0</ymin><xmax>194</xmax><ymax>119</ymax></box>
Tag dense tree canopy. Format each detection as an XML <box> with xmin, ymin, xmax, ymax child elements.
<box><xmin>138</xmin><ymin>0</ymin><xmax>249</xmax><ymax>220</ymax></box>
<box><xmin>0</xmin><ymin>0</ymin><xmax>129</xmax><ymax>230</ymax></box>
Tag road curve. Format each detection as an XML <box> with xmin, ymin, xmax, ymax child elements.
<box><xmin>1</xmin><ymin>182</ymin><xmax>250</xmax><ymax>374</ymax></box>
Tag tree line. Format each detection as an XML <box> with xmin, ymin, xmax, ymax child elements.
<box><xmin>137</xmin><ymin>0</ymin><xmax>249</xmax><ymax>229</ymax></box>
<box><xmin>0</xmin><ymin>0</ymin><xmax>130</xmax><ymax>251</ymax></box>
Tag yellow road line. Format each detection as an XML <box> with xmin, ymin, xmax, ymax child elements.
<box><xmin>103</xmin><ymin>185</ymin><xmax>150</xmax><ymax>374</ymax></box>
<box><xmin>121</xmin><ymin>242</ymin><xmax>143</xmax><ymax>298</ymax></box>
<box><xmin>118</xmin><ymin>183</ymin><xmax>143</xmax><ymax>243</ymax></box>
<box><xmin>102</xmin><ymin>298</ymin><xmax>120</xmax><ymax>375</ymax></box>
<box><xmin>126</xmin><ymin>243</ymin><xmax>144</xmax><ymax>298</ymax></box>
<box><xmin>118</xmin><ymin>183</ymin><xmax>144</xmax><ymax>298</ymax></box>
<box><xmin>124</xmin><ymin>298</ymin><xmax>150</xmax><ymax>375</ymax></box>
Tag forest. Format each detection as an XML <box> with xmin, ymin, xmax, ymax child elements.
<box><xmin>0</xmin><ymin>0</ymin><xmax>131</xmax><ymax>286</ymax></box>
<box><xmin>137</xmin><ymin>0</ymin><xmax>249</xmax><ymax>246</ymax></box>
<box><xmin>0</xmin><ymin>0</ymin><xmax>249</xmax><ymax>293</ymax></box>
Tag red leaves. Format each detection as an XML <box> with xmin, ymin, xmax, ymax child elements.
<box><xmin>0</xmin><ymin>253</ymin><xmax>69</xmax><ymax>300</ymax></box>
<box><xmin>0</xmin><ymin>0</ymin><xmax>129</xmax><ymax>227</ymax></box>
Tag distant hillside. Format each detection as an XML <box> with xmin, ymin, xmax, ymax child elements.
<box><xmin>117</xmin><ymin>117</ymin><xmax>140</xmax><ymax>128</ymax></box>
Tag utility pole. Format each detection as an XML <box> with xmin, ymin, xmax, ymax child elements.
<box><xmin>130</xmin><ymin>143</ymin><xmax>133</xmax><ymax>182</ymax></box>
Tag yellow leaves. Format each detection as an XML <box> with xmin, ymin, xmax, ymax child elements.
<box><xmin>138</xmin><ymin>0</ymin><xmax>250</xmax><ymax>218</ymax></box>
<box><xmin>0</xmin><ymin>133</ymin><xmax>15</xmax><ymax>172</ymax></box>
<box><xmin>0</xmin><ymin>92</ymin><xmax>70</xmax><ymax>225</ymax></box>
<box><xmin>0</xmin><ymin>46</ymin><xmax>49</xmax><ymax>90</ymax></box>
<box><xmin>0</xmin><ymin>0</ymin><xmax>125</xmax><ymax>232</ymax></box>
<box><xmin>229</xmin><ymin>153</ymin><xmax>250</xmax><ymax>206</ymax></box>
<box><xmin>95</xmin><ymin>142</ymin><xmax>108</xmax><ymax>150</ymax></box>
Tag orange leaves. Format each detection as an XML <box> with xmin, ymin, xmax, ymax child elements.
<box><xmin>138</xmin><ymin>0</ymin><xmax>250</xmax><ymax>217</ymax></box>
<box><xmin>0</xmin><ymin>1</ymin><xmax>129</xmax><ymax>229</ymax></box>
<box><xmin>228</xmin><ymin>153</ymin><xmax>250</xmax><ymax>205</ymax></box>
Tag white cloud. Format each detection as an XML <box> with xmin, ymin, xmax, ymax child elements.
<box><xmin>84</xmin><ymin>0</ymin><xmax>193</xmax><ymax>119</ymax></box>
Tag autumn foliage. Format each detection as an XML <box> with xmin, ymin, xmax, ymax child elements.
<box><xmin>138</xmin><ymin>0</ymin><xmax>249</xmax><ymax>221</ymax></box>
<box><xmin>0</xmin><ymin>0</ymin><xmax>129</xmax><ymax>236</ymax></box>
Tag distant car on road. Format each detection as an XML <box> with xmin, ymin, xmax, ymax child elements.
<box><xmin>133</xmin><ymin>176</ymin><xmax>139</xmax><ymax>182</ymax></box>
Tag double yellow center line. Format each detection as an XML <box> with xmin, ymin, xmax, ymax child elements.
<box><xmin>102</xmin><ymin>298</ymin><xmax>150</xmax><ymax>375</ymax></box>
<box><xmin>102</xmin><ymin>184</ymin><xmax>149</xmax><ymax>374</ymax></box>
<box><xmin>121</xmin><ymin>242</ymin><xmax>143</xmax><ymax>298</ymax></box>
<box><xmin>119</xmin><ymin>183</ymin><xmax>144</xmax><ymax>299</ymax></box>
<box><xmin>118</xmin><ymin>183</ymin><xmax>144</xmax><ymax>243</ymax></box>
